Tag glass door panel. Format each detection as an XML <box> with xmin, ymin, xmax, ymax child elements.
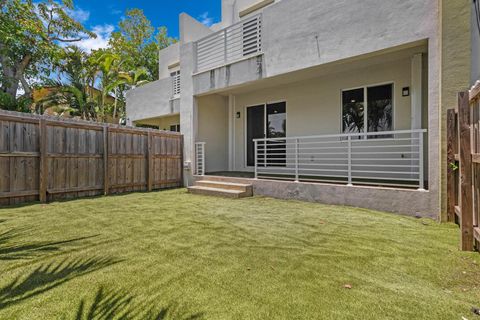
<box><xmin>246</xmin><ymin>105</ymin><xmax>265</xmax><ymax>167</ymax></box>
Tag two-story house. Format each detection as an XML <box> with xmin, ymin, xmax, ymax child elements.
<box><xmin>126</xmin><ymin>0</ymin><xmax>478</xmax><ymax>219</ymax></box>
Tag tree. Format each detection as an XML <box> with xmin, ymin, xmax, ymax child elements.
<box><xmin>0</xmin><ymin>0</ymin><xmax>95</xmax><ymax>102</ymax></box>
<box><xmin>37</xmin><ymin>82</ymin><xmax>97</xmax><ymax>119</ymax></box>
<box><xmin>38</xmin><ymin>47</ymin><xmax>98</xmax><ymax>120</ymax></box>
<box><xmin>109</xmin><ymin>9</ymin><xmax>176</xmax><ymax>81</ymax></box>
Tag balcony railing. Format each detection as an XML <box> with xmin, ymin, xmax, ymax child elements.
<box><xmin>253</xmin><ymin>129</ymin><xmax>427</xmax><ymax>189</ymax></box>
<box><xmin>195</xmin><ymin>14</ymin><xmax>262</xmax><ymax>73</ymax></box>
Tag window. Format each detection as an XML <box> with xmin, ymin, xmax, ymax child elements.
<box><xmin>342</xmin><ymin>84</ymin><xmax>393</xmax><ymax>135</ymax></box>
<box><xmin>171</xmin><ymin>70</ymin><xmax>180</xmax><ymax>97</ymax></box>
<box><xmin>169</xmin><ymin>124</ymin><xmax>180</xmax><ymax>132</ymax></box>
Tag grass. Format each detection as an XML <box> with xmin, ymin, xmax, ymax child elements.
<box><xmin>0</xmin><ymin>189</ymin><xmax>479</xmax><ymax>319</ymax></box>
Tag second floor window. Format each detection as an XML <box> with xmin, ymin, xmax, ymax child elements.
<box><xmin>171</xmin><ymin>70</ymin><xmax>181</xmax><ymax>97</ymax></box>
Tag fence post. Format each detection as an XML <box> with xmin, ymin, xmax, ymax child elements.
<box><xmin>254</xmin><ymin>140</ymin><xmax>258</xmax><ymax>179</ymax></box>
<box><xmin>458</xmin><ymin>91</ymin><xmax>474</xmax><ymax>251</ymax></box>
<box><xmin>347</xmin><ymin>135</ymin><xmax>353</xmax><ymax>186</ymax></box>
<box><xmin>418</xmin><ymin>131</ymin><xmax>425</xmax><ymax>191</ymax></box>
<box><xmin>147</xmin><ymin>132</ymin><xmax>153</xmax><ymax>191</ymax></box>
<box><xmin>447</xmin><ymin>109</ymin><xmax>457</xmax><ymax>222</ymax></box>
<box><xmin>103</xmin><ymin>125</ymin><xmax>109</xmax><ymax>195</ymax></box>
<box><xmin>295</xmin><ymin>138</ymin><xmax>299</xmax><ymax>182</ymax></box>
<box><xmin>39</xmin><ymin>119</ymin><xmax>47</xmax><ymax>203</ymax></box>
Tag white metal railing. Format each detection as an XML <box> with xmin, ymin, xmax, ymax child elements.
<box><xmin>195</xmin><ymin>14</ymin><xmax>262</xmax><ymax>72</ymax></box>
<box><xmin>195</xmin><ymin>142</ymin><xmax>206</xmax><ymax>176</ymax></box>
<box><xmin>253</xmin><ymin>129</ymin><xmax>427</xmax><ymax>189</ymax></box>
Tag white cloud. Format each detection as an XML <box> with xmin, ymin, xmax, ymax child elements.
<box><xmin>76</xmin><ymin>24</ymin><xmax>115</xmax><ymax>52</ymax></box>
<box><xmin>68</xmin><ymin>7</ymin><xmax>90</xmax><ymax>23</ymax></box>
<box><xmin>111</xmin><ymin>9</ymin><xmax>122</xmax><ymax>15</ymax></box>
<box><xmin>198</xmin><ymin>12</ymin><xmax>214</xmax><ymax>27</ymax></box>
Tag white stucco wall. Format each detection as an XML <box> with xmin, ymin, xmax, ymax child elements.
<box><xmin>126</xmin><ymin>78</ymin><xmax>177</xmax><ymax>123</ymax></box>
<box><xmin>220</xmin><ymin>0</ymin><xmax>280</xmax><ymax>26</ymax></box>
<box><xmin>472</xmin><ymin>2</ymin><xmax>480</xmax><ymax>85</ymax></box>
<box><xmin>197</xmin><ymin>95</ymin><xmax>229</xmax><ymax>172</ymax></box>
<box><xmin>261</xmin><ymin>0</ymin><xmax>437</xmax><ymax>79</ymax></box>
<box><xmin>159</xmin><ymin>43</ymin><xmax>180</xmax><ymax>80</ymax></box>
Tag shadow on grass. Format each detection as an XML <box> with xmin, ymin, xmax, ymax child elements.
<box><xmin>0</xmin><ymin>256</ymin><xmax>120</xmax><ymax>309</ymax></box>
<box><xmin>0</xmin><ymin>228</ymin><xmax>99</xmax><ymax>261</ymax></box>
<box><xmin>69</xmin><ymin>287</ymin><xmax>204</xmax><ymax>320</ymax></box>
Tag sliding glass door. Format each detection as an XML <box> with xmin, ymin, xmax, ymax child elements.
<box><xmin>246</xmin><ymin>102</ymin><xmax>286</xmax><ymax>167</ymax></box>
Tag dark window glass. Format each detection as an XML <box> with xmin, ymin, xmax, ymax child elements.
<box><xmin>266</xmin><ymin>102</ymin><xmax>286</xmax><ymax>139</ymax></box>
<box><xmin>246</xmin><ymin>105</ymin><xmax>265</xmax><ymax>167</ymax></box>
<box><xmin>169</xmin><ymin>124</ymin><xmax>180</xmax><ymax>132</ymax></box>
<box><xmin>266</xmin><ymin>102</ymin><xmax>286</xmax><ymax>167</ymax></box>
<box><xmin>367</xmin><ymin>84</ymin><xmax>393</xmax><ymax>133</ymax></box>
<box><xmin>342</xmin><ymin>88</ymin><xmax>365</xmax><ymax>134</ymax></box>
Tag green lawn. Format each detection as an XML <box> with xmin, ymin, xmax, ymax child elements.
<box><xmin>0</xmin><ymin>189</ymin><xmax>479</xmax><ymax>319</ymax></box>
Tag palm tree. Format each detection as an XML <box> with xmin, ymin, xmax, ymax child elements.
<box><xmin>37</xmin><ymin>80</ymin><xmax>97</xmax><ymax>120</ymax></box>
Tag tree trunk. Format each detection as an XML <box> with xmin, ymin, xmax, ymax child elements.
<box><xmin>1</xmin><ymin>64</ymin><xmax>19</xmax><ymax>101</ymax></box>
<box><xmin>0</xmin><ymin>52</ymin><xmax>32</xmax><ymax>101</ymax></box>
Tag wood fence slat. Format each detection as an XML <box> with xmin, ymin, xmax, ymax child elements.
<box><xmin>458</xmin><ymin>91</ymin><xmax>474</xmax><ymax>251</ymax></box>
<box><xmin>447</xmin><ymin>109</ymin><xmax>457</xmax><ymax>222</ymax></box>
<box><xmin>147</xmin><ymin>132</ymin><xmax>153</xmax><ymax>191</ymax></box>
<box><xmin>103</xmin><ymin>126</ymin><xmax>109</xmax><ymax>195</ymax></box>
<box><xmin>39</xmin><ymin>119</ymin><xmax>47</xmax><ymax>203</ymax></box>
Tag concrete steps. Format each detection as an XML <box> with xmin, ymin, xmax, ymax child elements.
<box><xmin>188</xmin><ymin>180</ymin><xmax>253</xmax><ymax>198</ymax></box>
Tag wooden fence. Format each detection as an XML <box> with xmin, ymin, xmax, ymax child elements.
<box><xmin>0</xmin><ymin>110</ymin><xmax>183</xmax><ymax>206</ymax></box>
<box><xmin>446</xmin><ymin>82</ymin><xmax>480</xmax><ymax>252</ymax></box>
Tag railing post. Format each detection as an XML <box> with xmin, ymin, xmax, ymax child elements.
<box><xmin>347</xmin><ymin>135</ymin><xmax>353</xmax><ymax>186</ymax></box>
<box><xmin>418</xmin><ymin>131</ymin><xmax>425</xmax><ymax>191</ymax></box>
<box><xmin>202</xmin><ymin>143</ymin><xmax>205</xmax><ymax>176</ymax></box>
<box><xmin>223</xmin><ymin>29</ymin><xmax>228</xmax><ymax>64</ymax></box>
<box><xmin>295</xmin><ymin>138</ymin><xmax>299</xmax><ymax>182</ymax></box>
<box><xmin>254</xmin><ymin>140</ymin><xmax>258</xmax><ymax>179</ymax></box>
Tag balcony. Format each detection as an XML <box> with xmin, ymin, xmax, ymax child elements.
<box><xmin>194</xmin><ymin>14</ymin><xmax>263</xmax><ymax>73</ymax></box>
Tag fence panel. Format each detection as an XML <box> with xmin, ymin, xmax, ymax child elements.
<box><xmin>447</xmin><ymin>82</ymin><xmax>480</xmax><ymax>252</ymax></box>
<box><xmin>0</xmin><ymin>110</ymin><xmax>183</xmax><ymax>205</ymax></box>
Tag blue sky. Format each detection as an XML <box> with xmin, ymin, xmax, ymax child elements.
<box><xmin>70</xmin><ymin>0</ymin><xmax>221</xmax><ymax>51</ymax></box>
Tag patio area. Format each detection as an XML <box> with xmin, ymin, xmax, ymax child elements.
<box><xmin>0</xmin><ymin>189</ymin><xmax>478</xmax><ymax>319</ymax></box>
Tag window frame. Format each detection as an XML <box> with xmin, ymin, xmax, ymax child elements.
<box><xmin>341</xmin><ymin>82</ymin><xmax>395</xmax><ymax>136</ymax></box>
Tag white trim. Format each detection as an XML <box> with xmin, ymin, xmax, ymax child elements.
<box><xmin>239</xmin><ymin>0</ymin><xmax>274</xmax><ymax>17</ymax></box>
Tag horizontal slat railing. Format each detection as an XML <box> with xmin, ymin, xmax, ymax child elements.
<box><xmin>195</xmin><ymin>14</ymin><xmax>262</xmax><ymax>73</ymax></box>
<box><xmin>254</xmin><ymin>129</ymin><xmax>427</xmax><ymax>189</ymax></box>
<box><xmin>195</xmin><ymin>142</ymin><xmax>206</xmax><ymax>176</ymax></box>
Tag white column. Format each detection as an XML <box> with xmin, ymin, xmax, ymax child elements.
<box><xmin>411</xmin><ymin>53</ymin><xmax>424</xmax><ymax>188</ymax></box>
<box><xmin>411</xmin><ymin>53</ymin><xmax>423</xmax><ymax>129</ymax></box>
<box><xmin>228</xmin><ymin>95</ymin><xmax>236</xmax><ymax>171</ymax></box>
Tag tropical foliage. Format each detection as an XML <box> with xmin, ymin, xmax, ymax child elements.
<box><xmin>0</xmin><ymin>1</ymin><xmax>176</xmax><ymax>123</ymax></box>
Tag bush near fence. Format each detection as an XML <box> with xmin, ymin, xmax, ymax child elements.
<box><xmin>0</xmin><ymin>110</ymin><xmax>183</xmax><ymax>206</ymax></box>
